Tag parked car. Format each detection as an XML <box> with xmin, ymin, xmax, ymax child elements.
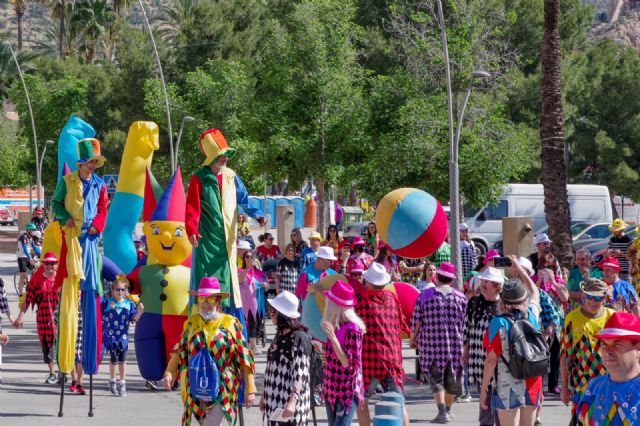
<box><xmin>574</xmin><ymin>226</ymin><xmax>637</xmax><ymax>256</ymax></box>
<box><xmin>0</xmin><ymin>206</ymin><xmax>16</xmax><ymax>226</ymax></box>
<box><xmin>343</xmin><ymin>221</ymin><xmax>369</xmax><ymax>243</ymax></box>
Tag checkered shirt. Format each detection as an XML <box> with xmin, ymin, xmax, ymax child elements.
<box><xmin>460</xmin><ymin>240</ymin><xmax>477</xmax><ymax>277</ymax></box>
<box><xmin>464</xmin><ymin>295</ymin><xmax>499</xmax><ymax>385</ymax></box>
<box><xmin>355</xmin><ymin>290</ymin><xmax>407</xmax><ymax>390</ymax></box>
<box><xmin>263</xmin><ymin>329</ymin><xmax>311</xmax><ymax>426</ymax></box>
<box><xmin>276</xmin><ymin>258</ymin><xmax>299</xmax><ymax>294</ymax></box>
<box><xmin>426</xmin><ymin>242</ymin><xmax>451</xmax><ymax>267</ymax></box>
<box><xmin>538</xmin><ymin>289</ymin><xmax>562</xmax><ymax>336</ymax></box>
<box><xmin>0</xmin><ymin>277</ymin><xmax>9</xmax><ymax>331</ymax></box>
<box><xmin>323</xmin><ymin>322</ymin><xmax>364</xmax><ymax>410</ymax></box>
<box><xmin>411</xmin><ymin>287</ymin><xmax>467</xmax><ymax>379</ymax></box>
<box><xmin>25</xmin><ymin>273</ymin><xmax>60</xmax><ymax>348</ymax></box>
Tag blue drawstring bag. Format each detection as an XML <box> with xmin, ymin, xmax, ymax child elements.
<box><xmin>188</xmin><ymin>346</ymin><xmax>219</xmax><ymax>402</ymax></box>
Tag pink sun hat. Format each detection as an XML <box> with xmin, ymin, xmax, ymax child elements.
<box><xmin>484</xmin><ymin>249</ymin><xmax>500</xmax><ymax>265</ymax></box>
<box><xmin>324</xmin><ymin>280</ymin><xmax>356</xmax><ymax>307</ymax></box>
<box><xmin>351</xmin><ymin>236</ymin><xmax>366</xmax><ymax>247</ymax></box>
<box><xmin>196</xmin><ymin>277</ymin><xmax>230</xmax><ymax>298</ymax></box>
<box><xmin>436</xmin><ymin>262</ymin><xmax>456</xmax><ymax>279</ymax></box>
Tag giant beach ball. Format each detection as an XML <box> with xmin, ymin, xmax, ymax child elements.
<box><xmin>375</xmin><ymin>188</ymin><xmax>448</xmax><ymax>259</ymax></box>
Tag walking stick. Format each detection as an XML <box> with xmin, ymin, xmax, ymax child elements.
<box><xmin>311</xmin><ymin>402</ymin><xmax>318</xmax><ymax>426</ymax></box>
<box><xmin>238</xmin><ymin>405</ymin><xmax>244</xmax><ymax>426</ymax></box>
<box><xmin>57</xmin><ymin>373</ymin><xmax>66</xmax><ymax>417</ymax></box>
<box><xmin>88</xmin><ymin>375</ymin><xmax>94</xmax><ymax>417</ymax></box>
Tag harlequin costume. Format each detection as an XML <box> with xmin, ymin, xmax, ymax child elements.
<box><xmin>577</xmin><ymin>313</ymin><xmax>640</xmax><ymax>426</ymax></box>
<box><xmin>23</xmin><ymin>257</ymin><xmax>60</xmax><ymax>364</ymax></box>
<box><xmin>165</xmin><ymin>277</ymin><xmax>256</xmax><ymax>426</ymax></box>
<box><xmin>129</xmin><ymin>169</ymin><xmax>191</xmax><ymax>381</ymax></box>
<box><xmin>52</xmin><ymin>138</ymin><xmax>108</xmax><ymax>375</ymax></box>
<box><xmin>186</xmin><ymin>129</ymin><xmax>263</xmax><ymax>314</ymax></box>
<box><xmin>100</xmin><ymin>295</ymin><xmax>138</xmax><ymax>362</ymax></box>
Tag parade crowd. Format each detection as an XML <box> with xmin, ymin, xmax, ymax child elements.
<box><xmin>1</xmin><ymin>132</ymin><xmax>640</xmax><ymax>426</ymax></box>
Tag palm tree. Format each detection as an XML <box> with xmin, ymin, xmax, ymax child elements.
<box><xmin>111</xmin><ymin>0</ymin><xmax>130</xmax><ymax>17</ymax></box>
<box><xmin>70</xmin><ymin>0</ymin><xmax>115</xmax><ymax>63</ymax></box>
<box><xmin>7</xmin><ymin>0</ymin><xmax>27</xmax><ymax>50</ymax></box>
<box><xmin>49</xmin><ymin>0</ymin><xmax>75</xmax><ymax>59</ymax></box>
<box><xmin>540</xmin><ymin>0</ymin><xmax>573</xmax><ymax>267</ymax></box>
<box><xmin>152</xmin><ymin>0</ymin><xmax>199</xmax><ymax>44</ymax></box>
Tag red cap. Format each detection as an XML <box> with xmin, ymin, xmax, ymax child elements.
<box><xmin>602</xmin><ymin>257</ymin><xmax>622</xmax><ymax>271</ymax></box>
<box><xmin>598</xmin><ymin>312</ymin><xmax>640</xmax><ymax>341</ymax></box>
<box><xmin>43</xmin><ymin>252</ymin><xmax>58</xmax><ymax>263</ymax></box>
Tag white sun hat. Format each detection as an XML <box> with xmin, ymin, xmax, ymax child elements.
<box><xmin>267</xmin><ymin>291</ymin><xmax>300</xmax><ymax>319</ymax></box>
<box><xmin>317</xmin><ymin>246</ymin><xmax>337</xmax><ymax>261</ymax></box>
<box><xmin>363</xmin><ymin>262</ymin><xmax>391</xmax><ymax>287</ymax></box>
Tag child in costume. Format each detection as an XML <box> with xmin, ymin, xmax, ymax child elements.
<box><xmin>14</xmin><ymin>252</ymin><xmax>60</xmax><ymax>384</ymax></box>
<box><xmin>101</xmin><ymin>274</ymin><xmax>143</xmax><ymax>396</ymax></box>
<box><xmin>0</xmin><ymin>275</ymin><xmax>14</xmax><ymax>383</ymax></box>
<box><xmin>186</xmin><ymin>129</ymin><xmax>265</xmax><ymax>320</ymax></box>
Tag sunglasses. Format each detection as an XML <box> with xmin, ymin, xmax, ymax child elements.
<box><xmin>584</xmin><ymin>294</ymin><xmax>605</xmax><ymax>302</ymax></box>
<box><xmin>113</xmin><ymin>288</ymin><xmax>127</xmax><ymax>293</ymax></box>
<box><xmin>44</xmin><ymin>262</ymin><xmax>57</xmax><ymax>266</ymax></box>
<box><xmin>351</xmin><ymin>273</ymin><xmax>363</xmax><ymax>277</ymax></box>
<box><xmin>198</xmin><ymin>296</ymin><xmax>220</xmax><ymax>303</ymax></box>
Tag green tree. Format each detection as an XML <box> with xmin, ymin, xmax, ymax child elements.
<box><xmin>253</xmin><ymin>0</ymin><xmax>369</xmax><ymax>231</ymax></box>
<box><xmin>70</xmin><ymin>0</ymin><xmax>116</xmax><ymax>63</ymax></box>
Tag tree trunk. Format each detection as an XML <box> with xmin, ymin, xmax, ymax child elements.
<box><xmin>16</xmin><ymin>12</ymin><xmax>24</xmax><ymax>50</ymax></box>
<box><xmin>317</xmin><ymin>177</ymin><xmax>326</xmax><ymax>235</ymax></box>
<box><xmin>540</xmin><ymin>0</ymin><xmax>573</xmax><ymax>268</ymax></box>
<box><xmin>58</xmin><ymin>0</ymin><xmax>66</xmax><ymax>60</ymax></box>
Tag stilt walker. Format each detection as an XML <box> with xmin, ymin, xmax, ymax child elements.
<box><xmin>52</xmin><ymin>138</ymin><xmax>108</xmax><ymax>417</ymax></box>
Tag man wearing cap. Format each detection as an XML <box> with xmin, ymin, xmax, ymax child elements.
<box><xmin>163</xmin><ymin>276</ymin><xmax>256</xmax><ymax>425</ymax></box>
<box><xmin>608</xmin><ymin>218</ymin><xmax>632</xmax><ymax>279</ymax></box>
<box><xmin>560</xmin><ymin>278</ymin><xmax>615</xmax><ymax>422</ymax></box>
<box><xmin>528</xmin><ymin>233</ymin><xmax>554</xmax><ymax>274</ymax></box>
<box><xmin>601</xmin><ymin>256</ymin><xmax>640</xmax><ymax>315</ymax></box>
<box><xmin>410</xmin><ymin>262</ymin><xmax>467</xmax><ymax>423</ymax></box>
<box><xmin>459</xmin><ymin>223</ymin><xmax>477</xmax><ymax>277</ymax></box>
<box><xmin>299</xmin><ymin>231</ymin><xmax>322</xmax><ymax>271</ymax></box>
<box><xmin>356</xmin><ymin>262</ymin><xmax>410</xmax><ymax>426</ymax></box>
<box><xmin>16</xmin><ymin>222</ymin><xmax>41</xmax><ymax>296</ymax></box>
<box><xmin>186</xmin><ymin>129</ymin><xmax>265</xmax><ymax>313</ymax></box>
<box><xmin>14</xmin><ymin>252</ymin><xmax>60</xmax><ymax>384</ymax></box>
<box><xmin>31</xmin><ymin>207</ymin><xmax>49</xmax><ymax>232</ymax></box>
<box><xmin>577</xmin><ymin>312</ymin><xmax>640</xmax><ymax>425</ymax></box>
<box><xmin>295</xmin><ymin>246</ymin><xmax>337</xmax><ymax>301</ymax></box>
<box><xmin>462</xmin><ymin>266</ymin><xmax>504</xmax><ymax>426</ymax></box>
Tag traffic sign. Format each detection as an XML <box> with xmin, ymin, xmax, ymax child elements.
<box><xmin>103</xmin><ymin>175</ymin><xmax>119</xmax><ymax>193</ymax></box>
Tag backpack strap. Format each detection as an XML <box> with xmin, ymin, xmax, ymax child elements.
<box><xmin>498</xmin><ymin>315</ymin><xmax>514</xmax><ymax>369</ymax></box>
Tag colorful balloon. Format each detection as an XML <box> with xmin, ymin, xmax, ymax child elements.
<box><xmin>375</xmin><ymin>188</ymin><xmax>448</xmax><ymax>259</ymax></box>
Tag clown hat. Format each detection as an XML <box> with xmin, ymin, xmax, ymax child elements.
<box><xmin>598</xmin><ymin>312</ymin><xmax>640</xmax><ymax>341</ymax></box>
<box><xmin>150</xmin><ymin>168</ymin><xmax>186</xmax><ymax>222</ymax></box>
<box><xmin>76</xmin><ymin>138</ymin><xmax>105</xmax><ymax>168</ymax></box>
<box><xmin>436</xmin><ymin>262</ymin><xmax>456</xmax><ymax>279</ymax></box>
<box><xmin>199</xmin><ymin>129</ymin><xmax>236</xmax><ymax>166</ymax></box>
<box><xmin>143</xmin><ymin>168</ymin><xmax>164</xmax><ymax>222</ymax></box>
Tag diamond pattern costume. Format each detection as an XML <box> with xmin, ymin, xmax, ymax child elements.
<box><xmin>562</xmin><ymin>307</ymin><xmax>614</xmax><ymax>409</ymax></box>
<box><xmin>578</xmin><ymin>375</ymin><xmax>640</xmax><ymax>426</ymax></box>
<box><xmin>24</xmin><ymin>269</ymin><xmax>60</xmax><ymax>362</ymax></box>
<box><xmin>170</xmin><ymin>313</ymin><xmax>255</xmax><ymax>426</ymax></box>
<box><xmin>322</xmin><ymin>322</ymin><xmax>364</xmax><ymax>411</ymax></box>
<box><xmin>263</xmin><ymin>329</ymin><xmax>312</xmax><ymax>426</ymax></box>
<box><xmin>411</xmin><ymin>286</ymin><xmax>467</xmax><ymax>381</ymax></box>
<box><xmin>355</xmin><ymin>289</ymin><xmax>407</xmax><ymax>390</ymax></box>
<box><xmin>464</xmin><ymin>295</ymin><xmax>499</xmax><ymax>386</ymax></box>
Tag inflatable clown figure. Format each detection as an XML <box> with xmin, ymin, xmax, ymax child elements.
<box><xmin>129</xmin><ymin>169</ymin><xmax>191</xmax><ymax>382</ymax></box>
<box><xmin>186</xmin><ymin>129</ymin><xmax>264</xmax><ymax>318</ymax></box>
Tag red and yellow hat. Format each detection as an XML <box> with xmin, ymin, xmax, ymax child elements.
<box><xmin>199</xmin><ymin>129</ymin><xmax>236</xmax><ymax>166</ymax></box>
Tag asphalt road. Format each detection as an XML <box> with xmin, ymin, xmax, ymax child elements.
<box><xmin>0</xmin><ymin>247</ymin><xmax>571</xmax><ymax>425</ymax></box>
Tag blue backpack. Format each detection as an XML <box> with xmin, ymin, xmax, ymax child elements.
<box><xmin>188</xmin><ymin>346</ymin><xmax>220</xmax><ymax>402</ymax></box>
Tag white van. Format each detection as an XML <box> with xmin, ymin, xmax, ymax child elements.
<box><xmin>464</xmin><ymin>184</ymin><xmax>613</xmax><ymax>254</ymax></box>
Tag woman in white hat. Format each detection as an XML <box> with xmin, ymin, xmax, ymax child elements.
<box><xmin>462</xmin><ymin>266</ymin><xmax>504</xmax><ymax>426</ymax></box>
<box><xmin>260</xmin><ymin>291</ymin><xmax>312</xmax><ymax>425</ymax></box>
<box><xmin>321</xmin><ymin>280</ymin><xmax>366</xmax><ymax>425</ymax></box>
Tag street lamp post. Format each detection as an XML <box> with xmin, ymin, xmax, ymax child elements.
<box><xmin>4</xmin><ymin>41</ymin><xmax>42</xmax><ymax>208</ymax></box>
<box><xmin>137</xmin><ymin>0</ymin><xmax>174</xmax><ymax>173</ymax></box>
<box><xmin>434</xmin><ymin>1</ymin><xmax>491</xmax><ymax>288</ymax></box>
<box><xmin>174</xmin><ymin>115</ymin><xmax>195</xmax><ymax>170</ymax></box>
<box><xmin>37</xmin><ymin>140</ymin><xmax>55</xmax><ymax>203</ymax></box>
